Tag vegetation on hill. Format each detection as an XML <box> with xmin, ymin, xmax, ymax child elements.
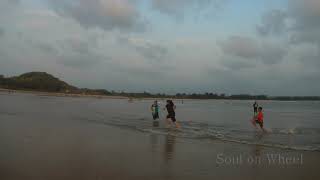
<box><xmin>0</xmin><ymin>72</ymin><xmax>76</xmax><ymax>92</ymax></box>
<box><xmin>1</xmin><ymin>72</ymin><xmax>319</xmax><ymax>100</ymax></box>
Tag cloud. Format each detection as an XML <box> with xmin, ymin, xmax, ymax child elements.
<box><xmin>257</xmin><ymin>0</ymin><xmax>320</xmax><ymax>45</ymax></box>
<box><xmin>118</xmin><ymin>36</ymin><xmax>169</xmax><ymax>62</ymax></box>
<box><xmin>220</xmin><ymin>36</ymin><xmax>260</xmax><ymax>59</ymax></box>
<box><xmin>289</xmin><ymin>0</ymin><xmax>320</xmax><ymax>22</ymax></box>
<box><xmin>60</xmin><ymin>38</ymin><xmax>90</xmax><ymax>54</ymax></box>
<box><xmin>0</xmin><ymin>0</ymin><xmax>20</xmax><ymax>9</ymax></box>
<box><xmin>220</xmin><ymin>57</ymin><xmax>256</xmax><ymax>70</ymax></box>
<box><xmin>0</xmin><ymin>0</ymin><xmax>20</xmax><ymax>16</ymax></box>
<box><xmin>34</xmin><ymin>42</ymin><xmax>58</xmax><ymax>54</ymax></box>
<box><xmin>54</xmin><ymin>36</ymin><xmax>110</xmax><ymax>68</ymax></box>
<box><xmin>288</xmin><ymin>0</ymin><xmax>320</xmax><ymax>44</ymax></box>
<box><xmin>219</xmin><ymin>36</ymin><xmax>287</xmax><ymax>65</ymax></box>
<box><xmin>256</xmin><ymin>9</ymin><xmax>288</xmax><ymax>36</ymax></box>
<box><xmin>259</xmin><ymin>43</ymin><xmax>288</xmax><ymax>65</ymax></box>
<box><xmin>56</xmin><ymin>53</ymin><xmax>105</xmax><ymax>68</ymax></box>
<box><xmin>151</xmin><ymin>0</ymin><xmax>227</xmax><ymax>18</ymax></box>
<box><xmin>256</xmin><ymin>0</ymin><xmax>320</xmax><ymax>70</ymax></box>
<box><xmin>0</xmin><ymin>27</ymin><xmax>4</xmax><ymax>37</ymax></box>
<box><xmin>48</xmin><ymin>0</ymin><xmax>147</xmax><ymax>32</ymax></box>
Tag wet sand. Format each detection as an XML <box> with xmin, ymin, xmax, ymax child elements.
<box><xmin>0</xmin><ymin>92</ymin><xmax>320</xmax><ymax>180</ymax></box>
<box><xmin>0</xmin><ymin>114</ymin><xmax>319</xmax><ymax>180</ymax></box>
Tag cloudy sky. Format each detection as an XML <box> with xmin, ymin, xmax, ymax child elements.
<box><xmin>0</xmin><ymin>0</ymin><xmax>319</xmax><ymax>95</ymax></box>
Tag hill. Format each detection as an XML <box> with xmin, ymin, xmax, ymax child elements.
<box><xmin>0</xmin><ymin>72</ymin><xmax>77</xmax><ymax>93</ymax></box>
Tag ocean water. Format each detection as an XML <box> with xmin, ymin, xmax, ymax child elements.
<box><xmin>1</xmin><ymin>92</ymin><xmax>320</xmax><ymax>151</ymax></box>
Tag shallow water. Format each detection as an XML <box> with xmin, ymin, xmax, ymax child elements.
<box><xmin>1</xmin><ymin>92</ymin><xmax>320</xmax><ymax>151</ymax></box>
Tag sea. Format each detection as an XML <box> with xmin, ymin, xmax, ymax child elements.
<box><xmin>1</xmin><ymin>92</ymin><xmax>320</xmax><ymax>152</ymax></box>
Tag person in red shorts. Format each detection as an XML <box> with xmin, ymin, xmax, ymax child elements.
<box><xmin>251</xmin><ymin>107</ymin><xmax>266</xmax><ymax>132</ymax></box>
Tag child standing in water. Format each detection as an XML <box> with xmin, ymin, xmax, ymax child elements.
<box><xmin>165</xmin><ymin>100</ymin><xmax>180</xmax><ymax>128</ymax></box>
<box><xmin>252</xmin><ymin>107</ymin><xmax>266</xmax><ymax>132</ymax></box>
<box><xmin>151</xmin><ymin>101</ymin><xmax>160</xmax><ymax>120</ymax></box>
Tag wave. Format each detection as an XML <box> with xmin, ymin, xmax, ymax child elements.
<box><xmin>76</xmin><ymin>115</ymin><xmax>320</xmax><ymax>152</ymax></box>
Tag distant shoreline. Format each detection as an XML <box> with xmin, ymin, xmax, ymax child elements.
<box><xmin>1</xmin><ymin>72</ymin><xmax>320</xmax><ymax>101</ymax></box>
<box><xmin>1</xmin><ymin>88</ymin><xmax>320</xmax><ymax>101</ymax></box>
<box><xmin>0</xmin><ymin>88</ymin><xmax>175</xmax><ymax>100</ymax></box>
<box><xmin>0</xmin><ymin>88</ymin><xmax>129</xmax><ymax>100</ymax></box>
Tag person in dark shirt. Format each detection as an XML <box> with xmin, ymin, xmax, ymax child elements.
<box><xmin>165</xmin><ymin>100</ymin><xmax>180</xmax><ymax>128</ymax></box>
<box><xmin>253</xmin><ymin>101</ymin><xmax>258</xmax><ymax>116</ymax></box>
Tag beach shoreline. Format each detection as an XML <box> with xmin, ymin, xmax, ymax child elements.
<box><xmin>2</xmin><ymin>88</ymin><xmax>320</xmax><ymax>102</ymax></box>
<box><xmin>0</xmin><ymin>88</ymin><xmax>129</xmax><ymax>99</ymax></box>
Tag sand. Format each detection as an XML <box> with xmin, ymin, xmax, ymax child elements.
<box><xmin>0</xmin><ymin>114</ymin><xmax>319</xmax><ymax>180</ymax></box>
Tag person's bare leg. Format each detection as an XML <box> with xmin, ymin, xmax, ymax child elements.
<box><xmin>251</xmin><ymin>118</ymin><xmax>257</xmax><ymax>128</ymax></box>
<box><xmin>259</xmin><ymin>124</ymin><xmax>266</xmax><ymax>132</ymax></box>
<box><xmin>174</xmin><ymin>122</ymin><xmax>181</xmax><ymax>129</ymax></box>
<box><xmin>166</xmin><ymin>118</ymin><xmax>171</xmax><ymax>127</ymax></box>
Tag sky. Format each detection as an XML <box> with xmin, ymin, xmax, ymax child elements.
<box><xmin>0</xmin><ymin>0</ymin><xmax>319</xmax><ymax>96</ymax></box>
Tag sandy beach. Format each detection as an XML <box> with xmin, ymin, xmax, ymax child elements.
<box><xmin>0</xmin><ymin>92</ymin><xmax>319</xmax><ymax>180</ymax></box>
<box><xmin>0</xmin><ymin>117</ymin><xmax>319</xmax><ymax>180</ymax></box>
<box><xmin>0</xmin><ymin>88</ymin><xmax>130</xmax><ymax>100</ymax></box>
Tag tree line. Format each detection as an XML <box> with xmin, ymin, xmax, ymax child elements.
<box><xmin>1</xmin><ymin>72</ymin><xmax>320</xmax><ymax>101</ymax></box>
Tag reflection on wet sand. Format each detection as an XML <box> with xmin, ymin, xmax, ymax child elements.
<box><xmin>150</xmin><ymin>134</ymin><xmax>159</xmax><ymax>153</ymax></box>
<box><xmin>164</xmin><ymin>134</ymin><xmax>176</xmax><ymax>162</ymax></box>
<box><xmin>253</xmin><ymin>131</ymin><xmax>266</xmax><ymax>156</ymax></box>
<box><xmin>152</xmin><ymin>120</ymin><xmax>159</xmax><ymax>127</ymax></box>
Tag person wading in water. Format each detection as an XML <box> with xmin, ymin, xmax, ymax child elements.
<box><xmin>165</xmin><ymin>100</ymin><xmax>180</xmax><ymax>128</ymax></box>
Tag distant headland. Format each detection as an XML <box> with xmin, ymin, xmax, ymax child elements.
<box><xmin>0</xmin><ymin>72</ymin><xmax>319</xmax><ymax>101</ymax></box>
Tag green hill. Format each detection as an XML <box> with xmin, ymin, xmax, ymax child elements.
<box><xmin>0</xmin><ymin>72</ymin><xmax>77</xmax><ymax>93</ymax></box>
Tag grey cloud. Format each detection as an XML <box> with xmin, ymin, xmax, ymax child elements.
<box><xmin>288</xmin><ymin>0</ymin><xmax>320</xmax><ymax>70</ymax></box>
<box><xmin>259</xmin><ymin>43</ymin><xmax>287</xmax><ymax>65</ymax></box>
<box><xmin>220</xmin><ymin>36</ymin><xmax>260</xmax><ymax>59</ymax></box>
<box><xmin>0</xmin><ymin>0</ymin><xmax>20</xmax><ymax>8</ymax></box>
<box><xmin>289</xmin><ymin>0</ymin><xmax>320</xmax><ymax>45</ymax></box>
<box><xmin>61</xmin><ymin>38</ymin><xmax>90</xmax><ymax>54</ymax></box>
<box><xmin>0</xmin><ymin>28</ymin><xmax>5</xmax><ymax>37</ymax></box>
<box><xmin>35</xmin><ymin>43</ymin><xmax>58</xmax><ymax>54</ymax></box>
<box><xmin>48</xmin><ymin>0</ymin><xmax>147</xmax><ymax>32</ymax></box>
<box><xmin>152</xmin><ymin>0</ymin><xmax>191</xmax><ymax>17</ymax></box>
<box><xmin>151</xmin><ymin>0</ymin><xmax>227</xmax><ymax>18</ymax></box>
<box><xmin>34</xmin><ymin>38</ymin><xmax>105</xmax><ymax>68</ymax></box>
<box><xmin>0</xmin><ymin>0</ymin><xmax>20</xmax><ymax>15</ymax></box>
<box><xmin>289</xmin><ymin>0</ymin><xmax>320</xmax><ymax>26</ymax></box>
<box><xmin>220</xmin><ymin>57</ymin><xmax>256</xmax><ymax>70</ymax></box>
<box><xmin>219</xmin><ymin>36</ymin><xmax>287</xmax><ymax>65</ymax></box>
<box><xmin>258</xmin><ymin>0</ymin><xmax>320</xmax><ymax>45</ymax></box>
<box><xmin>118</xmin><ymin>36</ymin><xmax>169</xmax><ymax>62</ymax></box>
<box><xmin>56</xmin><ymin>53</ymin><xmax>105</xmax><ymax>68</ymax></box>
<box><xmin>205</xmin><ymin>68</ymin><xmax>261</xmax><ymax>94</ymax></box>
<box><xmin>257</xmin><ymin>0</ymin><xmax>320</xmax><ymax>70</ymax></box>
<box><xmin>292</xmin><ymin>43</ymin><xmax>320</xmax><ymax>68</ymax></box>
<box><xmin>135</xmin><ymin>44</ymin><xmax>168</xmax><ymax>62</ymax></box>
<box><xmin>33</xmin><ymin>37</ymin><xmax>90</xmax><ymax>56</ymax></box>
<box><xmin>257</xmin><ymin>9</ymin><xmax>287</xmax><ymax>36</ymax></box>
<box><xmin>55</xmin><ymin>38</ymin><xmax>108</xmax><ymax>68</ymax></box>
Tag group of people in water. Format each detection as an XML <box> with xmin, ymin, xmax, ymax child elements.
<box><xmin>151</xmin><ymin>100</ymin><xmax>180</xmax><ymax>128</ymax></box>
<box><xmin>151</xmin><ymin>100</ymin><xmax>265</xmax><ymax>132</ymax></box>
